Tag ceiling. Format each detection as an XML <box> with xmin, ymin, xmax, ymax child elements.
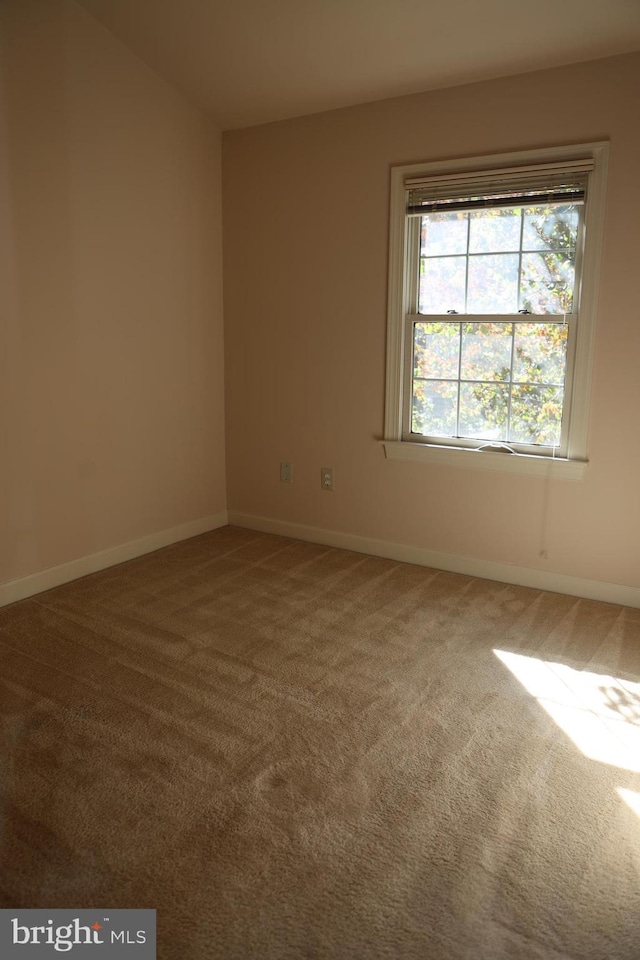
<box><xmin>77</xmin><ymin>0</ymin><xmax>640</xmax><ymax>130</ymax></box>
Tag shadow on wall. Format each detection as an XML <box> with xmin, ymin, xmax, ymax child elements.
<box><xmin>0</xmin><ymin>0</ymin><xmax>77</xmax><ymax>579</ymax></box>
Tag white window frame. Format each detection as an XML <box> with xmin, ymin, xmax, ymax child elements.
<box><xmin>383</xmin><ymin>142</ymin><xmax>609</xmax><ymax>480</ymax></box>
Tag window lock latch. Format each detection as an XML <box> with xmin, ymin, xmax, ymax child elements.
<box><xmin>477</xmin><ymin>442</ymin><xmax>518</xmax><ymax>455</ymax></box>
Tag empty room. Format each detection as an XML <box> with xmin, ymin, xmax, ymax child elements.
<box><xmin>1</xmin><ymin>0</ymin><xmax>640</xmax><ymax>957</ymax></box>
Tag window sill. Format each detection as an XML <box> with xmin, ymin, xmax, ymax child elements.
<box><xmin>382</xmin><ymin>440</ymin><xmax>586</xmax><ymax>480</ymax></box>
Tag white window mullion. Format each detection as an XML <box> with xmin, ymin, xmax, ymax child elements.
<box><xmin>456</xmin><ymin>322</ymin><xmax>462</xmax><ymax>438</ymax></box>
<box><xmin>516</xmin><ymin>209</ymin><xmax>525</xmax><ymax>312</ymax></box>
<box><xmin>506</xmin><ymin>321</ymin><xmax>516</xmax><ymax>442</ymax></box>
<box><xmin>463</xmin><ymin>213</ymin><xmax>470</xmax><ymax>314</ymax></box>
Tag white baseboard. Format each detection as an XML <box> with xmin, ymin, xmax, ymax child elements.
<box><xmin>0</xmin><ymin>511</ymin><xmax>229</xmax><ymax>608</ymax></box>
<box><xmin>4</xmin><ymin>508</ymin><xmax>638</xmax><ymax>611</ymax></box>
<box><xmin>228</xmin><ymin>511</ymin><xmax>640</xmax><ymax>610</ymax></box>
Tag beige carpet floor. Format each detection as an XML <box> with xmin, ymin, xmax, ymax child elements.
<box><xmin>1</xmin><ymin>526</ymin><xmax>640</xmax><ymax>959</ymax></box>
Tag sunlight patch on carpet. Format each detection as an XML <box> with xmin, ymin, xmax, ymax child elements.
<box><xmin>617</xmin><ymin>788</ymin><xmax>640</xmax><ymax>819</ymax></box>
<box><xmin>494</xmin><ymin>649</ymin><xmax>640</xmax><ymax>774</ymax></box>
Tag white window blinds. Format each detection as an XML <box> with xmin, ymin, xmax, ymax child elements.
<box><xmin>406</xmin><ymin>158</ymin><xmax>594</xmax><ymax>215</ymax></box>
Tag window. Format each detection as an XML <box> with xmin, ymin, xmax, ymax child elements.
<box><xmin>384</xmin><ymin>144</ymin><xmax>608</xmax><ymax>479</ymax></box>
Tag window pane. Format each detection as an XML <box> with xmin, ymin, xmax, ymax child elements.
<box><xmin>459</xmin><ymin>382</ymin><xmax>508</xmax><ymax>440</ymax></box>
<box><xmin>421</xmin><ymin>213</ymin><xmax>468</xmax><ymax>256</ymax></box>
<box><xmin>509</xmin><ymin>385</ymin><xmax>564</xmax><ymax>446</ymax></box>
<box><xmin>419</xmin><ymin>256</ymin><xmax>466</xmax><ymax>314</ymax></box>
<box><xmin>412</xmin><ymin>380</ymin><xmax>457</xmax><ymax>436</ymax></box>
<box><xmin>522</xmin><ymin>205</ymin><xmax>579</xmax><ymax>251</ymax></box>
<box><xmin>520</xmin><ymin>251</ymin><xmax>575</xmax><ymax>314</ymax></box>
<box><xmin>513</xmin><ymin>323</ymin><xmax>568</xmax><ymax>384</ymax></box>
<box><xmin>467</xmin><ymin>254</ymin><xmax>519</xmax><ymax>313</ymax></box>
<box><xmin>469</xmin><ymin>208</ymin><xmax>521</xmax><ymax>253</ymax></box>
<box><xmin>413</xmin><ymin>322</ymin><xmax>460</xmax><ymax>379</ymax></box>
<box><xmin>461</xmin><ymin>322</ymin><xmax>512</xmax><ymax>381</ymax></box>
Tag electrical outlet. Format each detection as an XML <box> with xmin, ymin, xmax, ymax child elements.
<box><xmin>321</xmin><ymin>467</ymin><xmax>334</xmax><ymax>491</ymax></box>
<box><xmin>280</xmin><ymin>461</ymin><xmax>293</xmax><ymax>483</ymax></box>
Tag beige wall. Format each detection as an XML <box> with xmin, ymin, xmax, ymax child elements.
<box><xmin>0</xmin><ymin>0</ymin><xmax>226</xmax><ymax>586</ymax></box>
<box><xmin>1</xmin><ymin>5</ymin><xmax>637</xmax><ymax>596</ymax></box>
<box><xmin>223</xmin><ymin>52</ymin><xmax>640</xmax><ymax>590</ymax></box>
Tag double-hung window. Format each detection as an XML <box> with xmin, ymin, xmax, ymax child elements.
<box><xmin>384</xmin><ymin>144</ymin><xmax>608</xmax><ymax>478</ymax></box>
